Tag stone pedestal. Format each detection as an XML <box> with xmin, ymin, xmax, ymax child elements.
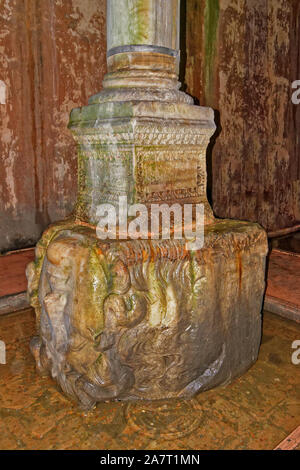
<box><xmin>27</xmin><ymin>219</ymin><xmax>266</xmax><ymax>409</ymax></box>
<box><xmin>69</xmin><ymin>100</ymin><xmax>215</xmax><ymax>226</ymax></box>
<box><xmin>27</xmin><ymin>0</ymin><xmax>268</xmax><ymax>409</ymax></box>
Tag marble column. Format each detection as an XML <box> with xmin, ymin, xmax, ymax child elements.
<box><xmin>107</xmin><ymin>0</ymin><xmax>180</xmax><ymax>51</ymax></box>
<box><xmin>27</xmin><ymin>0</ymin><xmax>268</xmax><ymax>410</ymax></box>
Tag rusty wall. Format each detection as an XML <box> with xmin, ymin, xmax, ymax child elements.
<box><xmin>0</xmin><ymin>0</ymin><xmax>106</xmax><ymax>253</ymax></box>
<box><xmin>1</xmin><ymin>0</ymin><xmax>299</xmax><ymax>254</ymax></box>
<box><xmin>185</xmin><ymin>0</ymin><xmax>300</xmax><ymax>232</ymax></box>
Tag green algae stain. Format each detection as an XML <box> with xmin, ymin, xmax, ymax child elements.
<box><xmin>204</xmin><ymin>0</ymin><xmax>219</xmax><ymax>105</ymax></box>
<box><xmin>127</xmin><ymin>0</ymin><xmax>149</xmax><ymax>44</ymax></box>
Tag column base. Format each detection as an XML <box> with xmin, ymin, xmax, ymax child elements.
<box><xmin>27</xmin><ymin>218</ymin><xmax>268</xmax><ymax>409</ymax></box>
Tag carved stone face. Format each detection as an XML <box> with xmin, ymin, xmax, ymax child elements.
<box><xmin>28</xmin><ymin>222</ymin><xmax>267</xmax><ymax>409</ymax></box>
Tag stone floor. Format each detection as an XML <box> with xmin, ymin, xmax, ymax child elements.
<box><xmin>0</xmin><ymin>308</ymin><xmax>299</xmax><ymax>450</ymax></box>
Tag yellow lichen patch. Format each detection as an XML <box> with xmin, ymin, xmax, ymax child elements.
<box><xmin>72</xmin><ymin>244</ymin><xmax>108</xmax><ymax>341</ymax></box>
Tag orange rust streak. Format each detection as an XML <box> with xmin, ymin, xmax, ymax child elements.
<box><xmin>236</xmin><ymin>252</ymin><xmax>242</xmax><ymax>291</ymax></box>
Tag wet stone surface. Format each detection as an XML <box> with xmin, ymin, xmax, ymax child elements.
<box><xmin>0</xmin><ymin>308</ymin><xmax>299</xmax><ymax>450</ymax></box>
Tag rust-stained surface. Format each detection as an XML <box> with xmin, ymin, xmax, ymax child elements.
<box><xmin>267</xmin><ymin>250</ymin><xmax>300</xmax><ymax>307</ymax></box>
<box><xmin>0</xmin><ymin>0</ymin><xmax>106</xmax><ymax>253</ymax></box>
<box><xmin>185</xmin><ymin>0</ymin><xmax>300</xmax><ymax>232</ymax></box>
<box><xmin>265</xmin><ymin>248</ymin><xmax>300</xmax><ymax>323</ymax></box>
<box><xmin>1</xmin><ymin>0</ymin><xmax>299</xmax><ymax>252</ymax></box>
<box><xmin>0</xmin><ymin>248</ymin><xmax>34</xmax><ymax>297</ymax></box>
<box><xmin>0</xmin><ymin>307</ymin><xmax>299</xmax><ymax>449</ymax></box>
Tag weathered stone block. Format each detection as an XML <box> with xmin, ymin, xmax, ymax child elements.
<box><xmin>68</xmin><ymin>101</ymin><xmax>216</xmax><ymax>225</ymax></box>
<box><xmin>27</xmin><ymin>219</ymin><xmax>267</xmax><ymax>409</ymax></box>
